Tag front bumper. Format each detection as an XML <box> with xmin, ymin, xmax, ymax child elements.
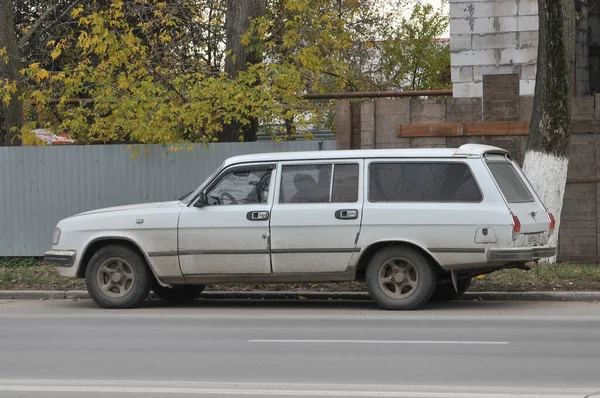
<box><xmin>44</xmin><ymin>250</ymin><xmax>76</xmax><ymax>267</ymax></box>
<box><xmin>488</xmin><ymin>246</ymin><xmax>557</xmax><ymax>261</ymax></box>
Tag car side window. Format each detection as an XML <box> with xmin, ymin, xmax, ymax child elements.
<box><xmin>369</xmin><ymin>162</ymin><xmax>482</xmax><ymax>202</ymax></box>
<box><xmin>206</xmin><ymin>168</ymin><xmax>272</xmax><ymax>205</ymax></box>
<box><xmin>279</xmin><ymin>163</ymin><xmax>359</xmax><ymax>203</ymax></box>
<box><xmin>280</xmin><ymin>164</ymin><xmax>332</xmax><ymax>203</ymax></box>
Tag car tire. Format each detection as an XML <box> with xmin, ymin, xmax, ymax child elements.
<box><xmin>430</xmin><ymin>277</ymin><xmax>472</xmax><ymax>302</ymax></box>
<box><xmin>153</xmin><ymin>284</ymin><xmax>205</xmax><ymax>303</ymax></box>
<box><xmin>365</xmin><ymin>246</ymin><xmax>436</xmax><ymax>310</ymax></box>
<box><xmin>85</xmin><ymin>244</ymin><xmax>152</xmax><ymax>309</ymax></box>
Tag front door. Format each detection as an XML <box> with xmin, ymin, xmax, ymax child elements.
<box><xmin>178</xmin><ymin>163</ymin><xmax>276</xmax><ymax>276</ymax></box>
<box><xmin>269</xmin><ymin>160</ymin><xmax>363</xmax><ymax>274</ymax></box>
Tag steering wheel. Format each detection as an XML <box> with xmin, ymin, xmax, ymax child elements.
<box><xmin>256</xmin><ymin>173</ymin><xmax>271</xmax><ymax>202</ymax></box>
<box><xmin>220</xmin><ymin>192</ymin><xmax>237</xmax><ymax>205</ymax></box>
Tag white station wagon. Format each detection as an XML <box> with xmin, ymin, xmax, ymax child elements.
<box><xmin>45</xmin><ymin>144</ymin><xmax>556</xmax><ymax>310</ymax></box>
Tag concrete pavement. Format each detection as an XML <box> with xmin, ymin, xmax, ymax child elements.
<box><xmin>1</xmin><ymin>380</ymin><xmax>599</xmax><ymax>397</ymax></box>
<box><xmin>1</xmin><ymin>299</ymin><xmax>600</xmax><ymax>397</ymax></box>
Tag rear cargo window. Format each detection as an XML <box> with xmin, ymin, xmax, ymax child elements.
<box><xmin>368</xmin><ymin>162</ymin><xmax>482</xmax><ymax>202</ymax></box>
<box><xmin>486</xmin><ymin>161</ymin><xmax>534</xmax><ymax>203</ymax></box>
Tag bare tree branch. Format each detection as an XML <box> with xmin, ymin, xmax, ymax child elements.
<box><xmin>17</xmin><ymin>3</ymin><xmax>58</xmax><ymax>50</ymax></box>
<box><xmin>18</xmin><ymin>1</ymin><xmax>81</xmax><ymax>53</ymax></box>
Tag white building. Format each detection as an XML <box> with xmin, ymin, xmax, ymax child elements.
<box><xmin>449</xmin><ymin>0</ymin><xmax>596</xmax><ymax>98</ymax></box>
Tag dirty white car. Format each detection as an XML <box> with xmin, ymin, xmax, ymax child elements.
<box><xmin>45</xmin><ymin>144</ymin><xmax>556</xmax><ymax>310</ymax></box>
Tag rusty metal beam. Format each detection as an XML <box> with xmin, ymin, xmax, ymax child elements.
<box><xmin>46</xmin><ymin>90</ymin><xmax>453</xmax><ymax>104</ymax></box>
<box><xmin>303</xmin><ymin>90</ymin><xmax>452</xmax><ymax>100</ymax></box>
<box><xmin>398</xmin><ymin>121</ymin><xmax>530</xmax><ymax>137</ymax></box>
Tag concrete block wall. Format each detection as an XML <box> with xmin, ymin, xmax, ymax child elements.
<box><xmin>449</xmin><ymin>0</ymin><xmax>539</xmax><ymax>97</ymax></box>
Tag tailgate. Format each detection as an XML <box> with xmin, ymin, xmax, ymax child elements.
<box><xmin>485</xmin><ymin>154</ymin><xmax>553</xmax><ymax>246</ymax></box>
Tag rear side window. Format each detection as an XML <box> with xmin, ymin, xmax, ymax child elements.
<box><xmin>332</xmin><ymin>164</ymin><xmax>359</xmax><ymax>202</ymax></box>
<box><xmin>486</xmin><ymin>161</ymin><xmax>534</xmax><ymax>203</ymax></box>
<box><xmin>369</xmin><ymin>162</ymin><xmax>482</xmax><ymax>202</ymax></box>
<box><xmin>280</xmin><ymin>163</ymin><xmax>359</xmax><ymax>203</ymax></box>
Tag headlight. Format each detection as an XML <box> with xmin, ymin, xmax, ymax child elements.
<box><xmin>52</xmin><ymin>227</ymin><xmax>61</xmax><ymax>245</ymax></box>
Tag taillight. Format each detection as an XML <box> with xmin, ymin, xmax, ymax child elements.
<box><xmin>548</xmin><ymin>212</ymin><xmax>556</xmax><ymax>236</ymax></box>
<box><xmin>511</xmin><ymin>213</ymin><xmax>521</xmax><ymax>240</ymax></box>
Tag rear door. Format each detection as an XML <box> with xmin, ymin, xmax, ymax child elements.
<box><xmin>269</xmin><ymin>160</ymin><xmax>363</xmax><ymax>274</ymax></box>
<box><xmin>484</xmin><ymin>154</ymin><xmax>551</xmax><ymax>246</ymax></box>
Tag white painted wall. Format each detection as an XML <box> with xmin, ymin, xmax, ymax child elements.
<box><xmin>449</xmin><ymin>0</ymin><xmax>539</xmax><ymax>98</ymax></box>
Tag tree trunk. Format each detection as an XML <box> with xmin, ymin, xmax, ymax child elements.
<box><xmin>285</xmin><ymin>117</ymin><xmax>296</xmax><ymax>140</ymax></box>
<box><xmin>0</xmin><ymin>0</ymin><xmax>22</xmax><ymax>146</ymax></box>
<box><xmin>220</xmin><ymin>0</ymin><xmax>266</xmax><ymax>142</ymax></box>
<box><xmin>522</xmin><ymin>0</ymin><xmax>575</xmax><ymax>263</ymax></box>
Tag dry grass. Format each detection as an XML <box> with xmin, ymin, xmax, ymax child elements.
<box><xmin>469</xmin><ymin>262</ymin><xmax>600</xmax><ymax>292</ymax></box>
<box><xmin>0</xmin><ymin>262</ymin><xmax>85</xmax><ymax>291</ymax></box>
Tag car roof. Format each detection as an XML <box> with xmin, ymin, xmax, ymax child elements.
<box><xmin>222</xmin><ymin>144</ymin><xmax>509</xmax><ymax>167</ymax></box>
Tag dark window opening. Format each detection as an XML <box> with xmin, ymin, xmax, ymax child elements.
<box><xmin>368</xmin><ymin>162</ymin><xmax>482</xmax><ymax>202</ymax></box>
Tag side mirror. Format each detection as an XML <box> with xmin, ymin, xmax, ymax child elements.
<box><xmin>194</xmin><ymin>192</ymin><xmax>207</xmax><ymax>208</ymax></box>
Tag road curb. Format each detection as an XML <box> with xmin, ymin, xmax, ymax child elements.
<box><xmin>463</xmin><ymin>291</ymin><xmax>600</xmax><ymax>301</ymax></box>
<box><xmin>65</xmin><ymin>290</ymin><xmax>90</xmax><ymax>299</ymax></box>
<box><xmin>0</xmin><ymin>290</ymin><xmax>66</xmax><ymax>299</ymax></box>
<box><xmin>1</xmin><ymin>290</ymin><xmax>599</xmax><ymax>301</ymax></box>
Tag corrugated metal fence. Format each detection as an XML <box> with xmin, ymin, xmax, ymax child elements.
<box><xmin>0</xmin><ymin>141</ymin><xmax>336</xmax><ymax>256</ymax></box>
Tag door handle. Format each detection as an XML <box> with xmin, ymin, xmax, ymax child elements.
<box><xmin>246</xmin><ymin>211</ymin><xmax>270</xmax><ymax>221</ymax></box>
<box><xmin>335</xmin><ymin>209</ymin><xmax>359</xmax><ymax>220</ymax></box>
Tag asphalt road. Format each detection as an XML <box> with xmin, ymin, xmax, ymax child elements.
<box><xmin>1</xmin><ymin>298</ymin><xmax>600</xmax><ymax>397</ymax></box>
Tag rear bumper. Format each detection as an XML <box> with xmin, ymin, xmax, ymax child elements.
<box><xmin>488</xmin><ymin>246</ymin><xmax>557</xmax><ymax>261</ymax></box>
<box><xmin>44</xmin><ymin>250</ymin><xmax>76</xmax><ymax>267</ymax></box>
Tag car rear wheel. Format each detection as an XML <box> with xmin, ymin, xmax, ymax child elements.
<box><xmin>430</xmin><ymin>277</ymin><xmax>472</xmax><ymax>302</ymax></box>
<box><xmin>85</xmin><ymin>245</ymin><xmax>152</xmax><ymax>309</ymax></box>
<box><xmin>153</xmin><ymin>284</ymin><xmax>205</xmax><ymax>303</ymax></box>
<box><xmin>365</xmin><ymin>246</ymin><xmax>436</xmax><ymax>310</ymax></box>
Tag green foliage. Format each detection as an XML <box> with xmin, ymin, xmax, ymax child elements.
<box><xmin>15</xmin><ymin>1</ymin><xmax>305</xmax><ymax>144</ymax></box>
<box><xmin>1</xmin><ymin>0</ymin><xmax>451</xmax><ymax>144</ymax></box>
<box><xmin>380</xmin><ymin>1</ymin><xmax>450</xmax><ymax>91</ymax></box>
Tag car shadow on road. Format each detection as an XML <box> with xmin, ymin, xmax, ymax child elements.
<box><xmin>57</xmin><ymin>293</ymin><xmax>546</xmax><ymax>312</ymax></box>
<box><xmin>120</xmin><ymin>297</ymin><xmax>540</xmax><ymax>312</ymax></box>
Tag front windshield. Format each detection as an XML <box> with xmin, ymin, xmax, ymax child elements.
<box><xmin>179</xmin><ymin>161</ymin><xmax>225</xmax><ymax>203</ymax></box>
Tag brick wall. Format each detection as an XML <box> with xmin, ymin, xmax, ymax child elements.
<box><xmin>334</xmin><ymin>94</ymin><xmax>600</xmax><ymax>262</ymax></box>
<box><xmin>483</xmin><ymin>74</ymin><xmax>520</xmax><ymax>121</ymax></box>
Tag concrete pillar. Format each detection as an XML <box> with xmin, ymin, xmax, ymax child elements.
<box><xmin>374</xmin><ymin>99</ymin><xmax>410</xmax><ymax>149</ymax></box>
<box><xmin>334</xmin><ymin>100</ymin><xmax>352</xmax><ymax>150</ymax></box>
<box><xmin>360</xmin><ymin>101</ymin><xmax>375</xmax><ymax>149</ymax></box>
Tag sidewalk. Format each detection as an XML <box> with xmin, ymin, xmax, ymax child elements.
<box><xmin>1</xmin><ymin>290</ymin><xmax>599</xmax><ymax>301</ymax></box>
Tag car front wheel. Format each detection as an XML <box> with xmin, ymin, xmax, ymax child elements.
<box><xmin>85</xmin><ymin>245</ymin><xmax>152</xmax><ymax>309</ymax></box>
